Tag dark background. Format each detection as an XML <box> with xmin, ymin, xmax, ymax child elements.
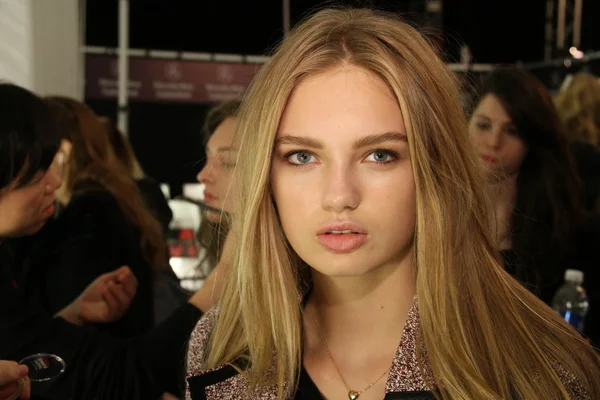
<box><xmin>84</xmin><ymin>0</ymin><xmax>600</xmax><ymax>191</ymax></box>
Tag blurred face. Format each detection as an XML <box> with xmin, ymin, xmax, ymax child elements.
<box><xmin>196</xmin><ymin>117</ymin><xmax>238</xmax><ymax>221</ymax></box>
<box><xmin>470</xmin><ymin>94</ymin><xmax>527</xmax><ymax>178</ymax></box>
<box><xmin>0</xmin><ymin>156</ymin><xmax>63</xmax><ymax>237</ymax></box>
<box><xmin>271</xmin><ymin>65</ymin><xmax>415</xmax><ymax>277</ymax></box>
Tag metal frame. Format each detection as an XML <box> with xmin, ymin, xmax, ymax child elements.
<box><xmin>545</xmin><ymin>0</ymin><xmax>583</xmax><ymax>60</ymax></box>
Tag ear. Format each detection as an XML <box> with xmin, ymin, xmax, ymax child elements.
<box><xmin>59</xmin><ymin>139</ymin><xmax>72</xmax><ymax>160</ymax></box>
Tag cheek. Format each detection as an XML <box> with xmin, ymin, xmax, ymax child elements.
<box><xmin>504</xmin><ymin>139</ymin><xmax>527</xmax><ymax>167</ymax></box>
<box><xmin>271</xmin><ymin>171</ymin><xmax>314</xmax><ymax>238</ymax></box>
<box><xmin>216</xmin><ymin>173</ymin><xmax>235</xmax><ymax>208</ymax></box>
<box><xmin>372</xmin><ymin>175</ymin><xmax>416</xmax><ymax>232</ymax></box>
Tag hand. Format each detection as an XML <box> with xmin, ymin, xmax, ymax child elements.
<box><xmin>188</xmin><ymin>234</ymin><xmax>233</xmax><ymax>313</ymax></box>
<box><xmin>0</xmin><ymin>361</ymin><xmax>29</xmax><ymax>400</ymax></box>
<box><xmin>57</xmin><ymin>266</ymin><xmax>138</xmax><ymax>325</ymax></box>
<box><xmin>160</xmin><ymin>393</ymin><xmax>179</xmax><ymax>400</ymax></box>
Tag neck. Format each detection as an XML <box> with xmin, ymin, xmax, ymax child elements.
<box><xmin>490</xmin><ymin>174</ymin><xmax>518</xmax><ymax>207</ymax></box>
<box><xmin>306</xmin><ymin>252</ymin><xmax>415</xmax><ymax>348</ymax></box>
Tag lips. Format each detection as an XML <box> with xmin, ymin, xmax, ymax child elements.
<box><xmin>480</xmin><ymin>154</ymin><xmax>498</xmax><ymax>164</ymax></box>
<box><xmin>43</xmin><ymin>202</ymin><xmax>56</xmax><ymax>217</ymax></box>
<box><xmin>203</xmin><ymin>191</ymin><xmax>217</xmax><ymax>203</ymax></box>
<box><xmin>316</xmin><ymin>222</ymin><xmax>368</xmax><ymax>253</ymax></box>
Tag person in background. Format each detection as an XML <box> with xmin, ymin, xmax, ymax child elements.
<box><xmin>0</xmin><ymin>83</ymin><xmax>226</xmax><ymax>400</ymax></box>
<box><xmin>15</xmin><ymin>96</ymin><xmax>165</xmax><ymax>339</ymax></box>
<box><xmin>195</xmin><ymin>99</ymin><xmax>240</xmax><ymax>274</ymax></box>
<box><xmin>186</xmin><ymin>9</ymin><xmax>600</xmax><ymax>400</ymax></box>
<box><xmin>555</xmin><ymin>72</ymin><xmax>600</xmax><ymax>211</ymax></box>
<box><xmin>0</xmin><ymin>82</ymin><xmax>161</xmax><ymax>399</ymax></box>
<box><xmin>469</xmin><ymin>67</ymin><xmax>600</xmax><ymax>344</ymax></box>
<box><xmin>0</xmin><ymin>361</ymin><xmax>29</xmax><ymax>400</ymax></box>
<box><xmin>101</xmin><ymin>120</ymin><xmax>185</xmax><ymax>324</ymax></box>
<box><xmin>555</xmin><ymin>73</ymin><xmax>600</xmax><ymax>148</ymax></box>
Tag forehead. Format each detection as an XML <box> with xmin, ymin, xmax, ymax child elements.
<box><xmin>278</xmin><ymin>66</ymin><xmax>405</xmax><ymax>142</ymax></box>
<box><xmin>473</xmin><ymin>94</ymin><xmax>512</xmax><ymax>124</ymax></box>
<box><xmin>206</xmin><ymin>117</ymin><xmax>238</xmax><ymax>150</ymax></box>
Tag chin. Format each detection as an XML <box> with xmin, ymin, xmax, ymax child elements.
<box><xmin>303</xmin><ymin>253</ymin><xmax>381</xmax><ymax>277</ymax></box>
<box><xmin>203</xmin><ymin>209</ymin><xmax>225</xmax><ymax>223</ymax></box>
<box><xmin>17</xmin><ymin>221</ymin><xmax>47</xmax><ymax>237</ymax></box>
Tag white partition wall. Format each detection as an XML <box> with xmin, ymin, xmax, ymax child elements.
<box><xmin>0</xmin><ymin>0</ymin><xmax>83</xmax><ymax>99</ymax></box>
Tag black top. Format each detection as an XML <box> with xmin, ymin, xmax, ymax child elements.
<box><xmin>18</xmin><ymin>186</ymin><xmax>155</xmax><ymax>338</ymax></box>
<box><xmin>295</xmin><ymin>368</ymin><xmax>435</xmax><ymax>400</ymax></box>
<box><xmin>0</xmin><ymin>237</ymin><xmax>202</xmax><ymax>399</ymax></box>
<box><xmin>501</xmin><ymin>213</ymin><xmax>600</xmax><ymax>345</ymax></box>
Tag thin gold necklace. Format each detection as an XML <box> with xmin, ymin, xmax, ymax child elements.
<box><xmin>312</xmin><ymin>313</ymin><xmax>391</xmax><ymax>400</ymax></box>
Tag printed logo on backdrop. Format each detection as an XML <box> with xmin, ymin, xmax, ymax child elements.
<box><xmin>85</xmin><ymin>54</ymin><xmax>262</xmax><ymax>103</ymax></box>
<box><xmin>216</xmin><ymin>65</ymin><xmax>234</xmax><ymax>83</ymax></box>
<box><xmin>205</xmin><ymin>64</ymin><xmax>246</xmax><ymax>102</ymax></box>
<box><xmin>165</xmin><ymin>63</ymin><xmax>183</xmax><ymax>81</ymax></box>
<box><xmin>93</xmin><ymin>58</ymin><xmax>142</xmax><ymax>98</ymax></box>
<box><xmin>154</xmin><ymin>62</ymin><xmax>194</xmax><ymax>101</ymax></box>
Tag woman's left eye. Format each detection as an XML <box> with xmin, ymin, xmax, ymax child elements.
<box><xmin>364</xmin><ymin>149</ymin><xmax>398</xmax><ymax>164</ymax></box>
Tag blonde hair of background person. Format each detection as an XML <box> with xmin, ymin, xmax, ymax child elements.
<box><xmin>555</xmin><ymin>72</ymin><xmax>600</xmax><ymax>147</ymax></box>
<box><xmin>197</xmin><ymin>8</ymin><xmax>600</xmax><ymax>400</ymax></box>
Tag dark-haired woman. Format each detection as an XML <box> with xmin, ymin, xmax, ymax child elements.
<box><xmin>469</xmin><ymin>67</ymin><xmax>600</xmax><ymax>344</ymax></box>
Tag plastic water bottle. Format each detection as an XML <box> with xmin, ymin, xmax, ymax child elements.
<box><xmin>552</xmin><ymin>269</ymin><xmax>589</xmax><ymax>331</ymax></box>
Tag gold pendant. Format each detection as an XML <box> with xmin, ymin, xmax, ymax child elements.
<box><xmin>348</xmin><ymin>391</ymin><xmax>360</xmax><ymax>400</ymax></box>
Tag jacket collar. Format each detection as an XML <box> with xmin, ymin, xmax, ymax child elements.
<box><xmin>186</xmin><ymin>298</ymin><xmax>434</xmax><ymax>399</ymax></box>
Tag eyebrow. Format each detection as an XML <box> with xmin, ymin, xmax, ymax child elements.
<box><xmin>276</xmin><ymin>132</ymin><xmax>407</xmax><ymax>149</ymax></box>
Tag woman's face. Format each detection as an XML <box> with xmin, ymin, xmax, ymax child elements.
<box><xmin>271</xmin><ymin>65</ymin><xmax>416</xmax><ymax>278</ymax></box>
<box><xmin>0</xmin><ymin>156</ymin><xmax>62</xmax><ymax>237</ymax></box>
<box><xmin>469</xmin><ymin>94</ymin><xmax>528</xmax><ymax>178</ymax></box>
<box><xmin>196</xmin><ymin>117</ymin><xmax>238</xmax><ymax>222</ymax></box>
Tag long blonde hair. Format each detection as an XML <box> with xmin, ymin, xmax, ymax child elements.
<box><xmin>206</xmin><ymin>8</ymin><xmax>600</xmax><ymax>399</ymax></box>
<box><xmin>555</xmin><ymin>72</ymin><xmax>600</xmax><ymax>147</ymax></box>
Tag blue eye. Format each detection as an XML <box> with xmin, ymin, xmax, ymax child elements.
<box><xmin>286</xmin><ymin>151</ymin><xmax>317</xmax><ymax>165</ymax></box>
<box><xmin>365</xmin><ymin>150</ymin><xmax>397</xmax><ymax>164</ymax></box>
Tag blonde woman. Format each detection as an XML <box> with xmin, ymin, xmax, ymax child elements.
<box><xmin>555</xmin><ymin>73</ymin><xmax>600</xmax><ymax>148</ymax></box>
<box><xmin>555</xmin><ymin>73</ymin><xmax>600</xmax><ymax>211</ymax></box>
<box><xmin>185</xmin><ymin>8</ymin><xmax>600</xmax><ymax>400</ymax></box>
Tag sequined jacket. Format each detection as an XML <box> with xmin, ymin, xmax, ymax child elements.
<box><xmin>185</xmin><ymin>300</ymin><xmax>589</xmax><ymax>400</ymax></box>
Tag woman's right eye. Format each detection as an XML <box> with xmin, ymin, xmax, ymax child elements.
<box><xmin>284</xmin><ymin>150</ymin><xmax>317</xmax><ymax>166</ymax></box>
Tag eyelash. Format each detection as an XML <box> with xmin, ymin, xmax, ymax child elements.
<box><xmin>282</xmin><ymin>148</ymin><xmax>400</xmax><ymax>166</ymax></box>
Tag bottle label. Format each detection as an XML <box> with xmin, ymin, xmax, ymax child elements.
<box><xmin>559</xmin><ymin>311</ymin><xmax>585</xmax><ymax>331</ymax></box>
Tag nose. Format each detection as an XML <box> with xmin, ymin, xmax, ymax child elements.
<box><xmin>321</xmin><ymin>164</ymin><xmax>361</xmax><ymax>213</ymax></box>
<box><xmin>482</xmin><ymin>127</ymin><xmax>503</xmax><ymax>150</ymax></box>
<box><xmin>197</xmin><ymin>157</ymin><xmax>216</xmax><ymax>184</ymax></box>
